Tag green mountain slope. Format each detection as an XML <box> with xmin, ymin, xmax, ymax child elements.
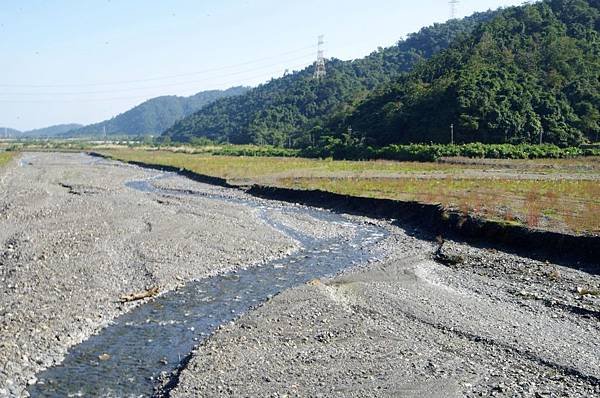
<box><xmin>344</xmin><ymin>0</ymin><xmax>600</xmax><ymax>146</ymax></box>
<box><xmin>68</xmin><ymin>86</ymin><xmax>249</xmax><ymax>137</ymax></box>
<box><xmin>163</xmin><ymin>11</ymin><xmax>497</xmax><ymax>145</ymax></box>
<box><xmin>23</xmin><ymin>124</ymin><xmax>83</xmax><ymax>138</ymax></box>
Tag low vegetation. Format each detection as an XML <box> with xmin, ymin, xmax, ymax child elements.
<box><xmin>103</xmin><ymin>148</ymin><xmax>600</xmax><ymax>236</ymax></box>
<box><xmin>279</xmin><ymin>176</ymin><xmax>600</xmax><ymax>234</ymax></box>
<box><xmin>7</xmin><ymin>139</ymin><xmax>600</xmax><ymax>161</ymax></box>
<box><xmin>4</xmin><ymin>140</ymin><xmax>96</xmax><ymax>152</ymax></box>
<box><xmin>0</xmin><ymin>151</ymin><xmax>16</xmax><ymax>168</ymax></box>
<box><xmin>210</xmin><ymin>145</ymin><xmax>299</xmax><ymax>157</ymax></box>
<box><xmin>302</xmin><ymin>142</ymin><xmax>600</xmax><ymax>161</ymax></box>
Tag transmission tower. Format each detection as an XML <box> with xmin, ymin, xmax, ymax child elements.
<box><xmin>449</xmin><ymin>0</ymin><xmax>459</xmax><ymax>19</ymax></box>
<box><xmin>313</xmin><ymin>35</ymin><xmax>326</xmax><ymax>80</ymax></box>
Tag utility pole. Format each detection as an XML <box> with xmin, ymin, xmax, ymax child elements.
<box><xmin>313</xmin><ymin>35</ymin><xmax>326</xmax><ymax>80</ymax></box>
<box><xmin>449</xmin><ymin>0</ymin><xmax>459</xmax><ymax>19</ymax></box>
<box><xmin>4</xmin><ymin>127</ymin><xmax>7</xmax><ymax>139</ymax></box>
<box><xmin>450</xmin><ymin>123</ymin><xmax>454</xmax><ymax>145</ymax></box>
<box><xmin>539</xmin><ymin>129</ymin><xmax>543</xmax><ymax>145</ymax></box>
<box><xmin>103</xmin><ymin>125</ymin><xmax>107</xmax><ymax>140</ymax></box>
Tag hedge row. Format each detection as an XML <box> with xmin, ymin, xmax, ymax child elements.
<box><xmin>301</xmin><ymin>143</ymin><xmax>600</xmax><ymax>161</ymax></box>
<box><xmin>210</xmin><ymin>145</ymin><xmax>299</xmax><ymax>157</ymax></box>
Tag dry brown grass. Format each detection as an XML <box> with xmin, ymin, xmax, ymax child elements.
<box><xmin>525</xmin><ymin>191</ymin><xmax>541</xmax><ymax>228</ymax></box>
<box><xmin>277</xmin><ymin>176</ymin><xmax>599</xmax><ymax>234</ymax></box>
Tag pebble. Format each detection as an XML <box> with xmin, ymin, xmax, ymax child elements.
<box><xmin>98</xmin><ymin>353</ymin><xmax>111</xmax><ymax>361</ymax></box>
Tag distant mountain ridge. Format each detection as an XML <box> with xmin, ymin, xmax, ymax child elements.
<box><xmin>0</xmin><ymin>127</ymin><xmax>22</xmax><ymax>138</ymax></box>
<box><xmin>67</xmin><ymin>86</ymin><xmax>249</xmax><ymax>137</ymax></box>
<box><xmin>22</xmin><ymin>124</ymin><xmax>83</xmax><ymax>138</ymax></box>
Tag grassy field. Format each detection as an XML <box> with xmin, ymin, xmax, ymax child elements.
<box><xmin>0</xmin><ymin>151</ymin><xmax>15</xmax><ymax>168</ymax></box>
<box><xmin>104</xmin><ymin>149</ymin><xmax>600</xmax><ymax>235</ymax></box>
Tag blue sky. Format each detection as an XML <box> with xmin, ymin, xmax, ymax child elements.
<box><xmin>0</xmin><ymin>0</ymin><xmax>527</xmax><ymax>131</ymax></box>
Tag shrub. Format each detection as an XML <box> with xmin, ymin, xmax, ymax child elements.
<box><xmin>211</xmin><ymin>145</ymin><xmax>299</xmax><ymax>157</ymax></box>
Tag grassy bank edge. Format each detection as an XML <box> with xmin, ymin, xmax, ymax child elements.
<box><xmin>99</xmin><ymin>149</ymin><xmax>599</xmax><ymax>235</ymax></box>
<box><xmin>93</xmin><ymin>150</ymin><xmax>600</xmax><ymax>265</ymax></box>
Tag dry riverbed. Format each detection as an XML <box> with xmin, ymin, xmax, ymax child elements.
<box><xmin>0</xmin><ymin>153</ymin><xmax>299</xmax><ymax>397</ymax></box>
<box><xmin>1</xmin><ymin>152</ymin><xmax>599</xmax><ymax>397</ymax></box>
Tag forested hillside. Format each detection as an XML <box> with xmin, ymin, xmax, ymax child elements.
<box><xmin>68</xmin><ymin>87</ymin><xmax>248</xmax><ymax>137</ymax></box>
<box><xmin>23</xmin><ymin>124</ymin><xmax>83</xmax><ymax>138</ymax></box>
<box><xmin>343</xmin><ymin>0</ymin><xmax>600</xmax><ymax>146</ymax></box>
<box><xmin>163</xmin><ymin>11</ymin><xmax>497</xmax><ymax>144</ymax></box>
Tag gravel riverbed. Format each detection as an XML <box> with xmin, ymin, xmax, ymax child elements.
<box><xmin>0</xmin><ymin>153</ymin><xmax>300</xmax><ymax>397</ymax></box>
<box><xmin>1</xmin><ymin>152</ymin><xmax>598</xmax><ymax>397</ymax></box>
<box><xmin>169</xmin><ymin>225</ymin><xmax>600</xmax><ymax>396</ymax></box>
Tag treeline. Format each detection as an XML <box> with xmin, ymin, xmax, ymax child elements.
<box><xmin>152</xmin><ymin>140</ymin><xmax>600</xmax><ymax>161</ymax></box>
<box><xmin>211</xmin><ymin>145</ymin><xmax>299</xmax><ymax>157</ymax></box>
<box><xmin>301</xmin><ymin>142</ymin><xmax>600</xmax><ymax>161</ymax></box>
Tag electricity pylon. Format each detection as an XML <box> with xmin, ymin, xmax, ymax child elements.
<box><xmin>313</xmin><ymin>35</ymin><xmax>326</xmax><ymax>80</ymax></box>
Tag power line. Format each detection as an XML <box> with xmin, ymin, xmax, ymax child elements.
<box><xmin>0</xmin><ymin>54</ymin><xmax>315</xmax><ymax>96</ymax></box>
<box><xmin>0</xmin><ymin>44</ymin><xmax>317</xmax><ymax>88</ymax></box>
<box><xmin>0</xmin><ymin>61</ymin><xmax>313</xmax><ymax>103</ymax></box>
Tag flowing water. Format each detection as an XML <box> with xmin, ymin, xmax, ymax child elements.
<box><xmin>28</xmin><ymin>171</ymin><xmax>387</xmax><ymax>397</ymax></box>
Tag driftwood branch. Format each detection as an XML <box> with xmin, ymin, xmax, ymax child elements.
<box><xmin>432</xmin><ymin>236</ymin><xmax>465</xmax><ymax>266</ymax></box>
<box><xmin>119</xmin><ymin>286</ymin><xmax>159</xmax><ymax>303</ymax></box>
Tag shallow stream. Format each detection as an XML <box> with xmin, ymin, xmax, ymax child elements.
<box><xmin>28</xmin><ymin>170</ymin><xmax>387</xmax><ymax>397</ymax></box>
